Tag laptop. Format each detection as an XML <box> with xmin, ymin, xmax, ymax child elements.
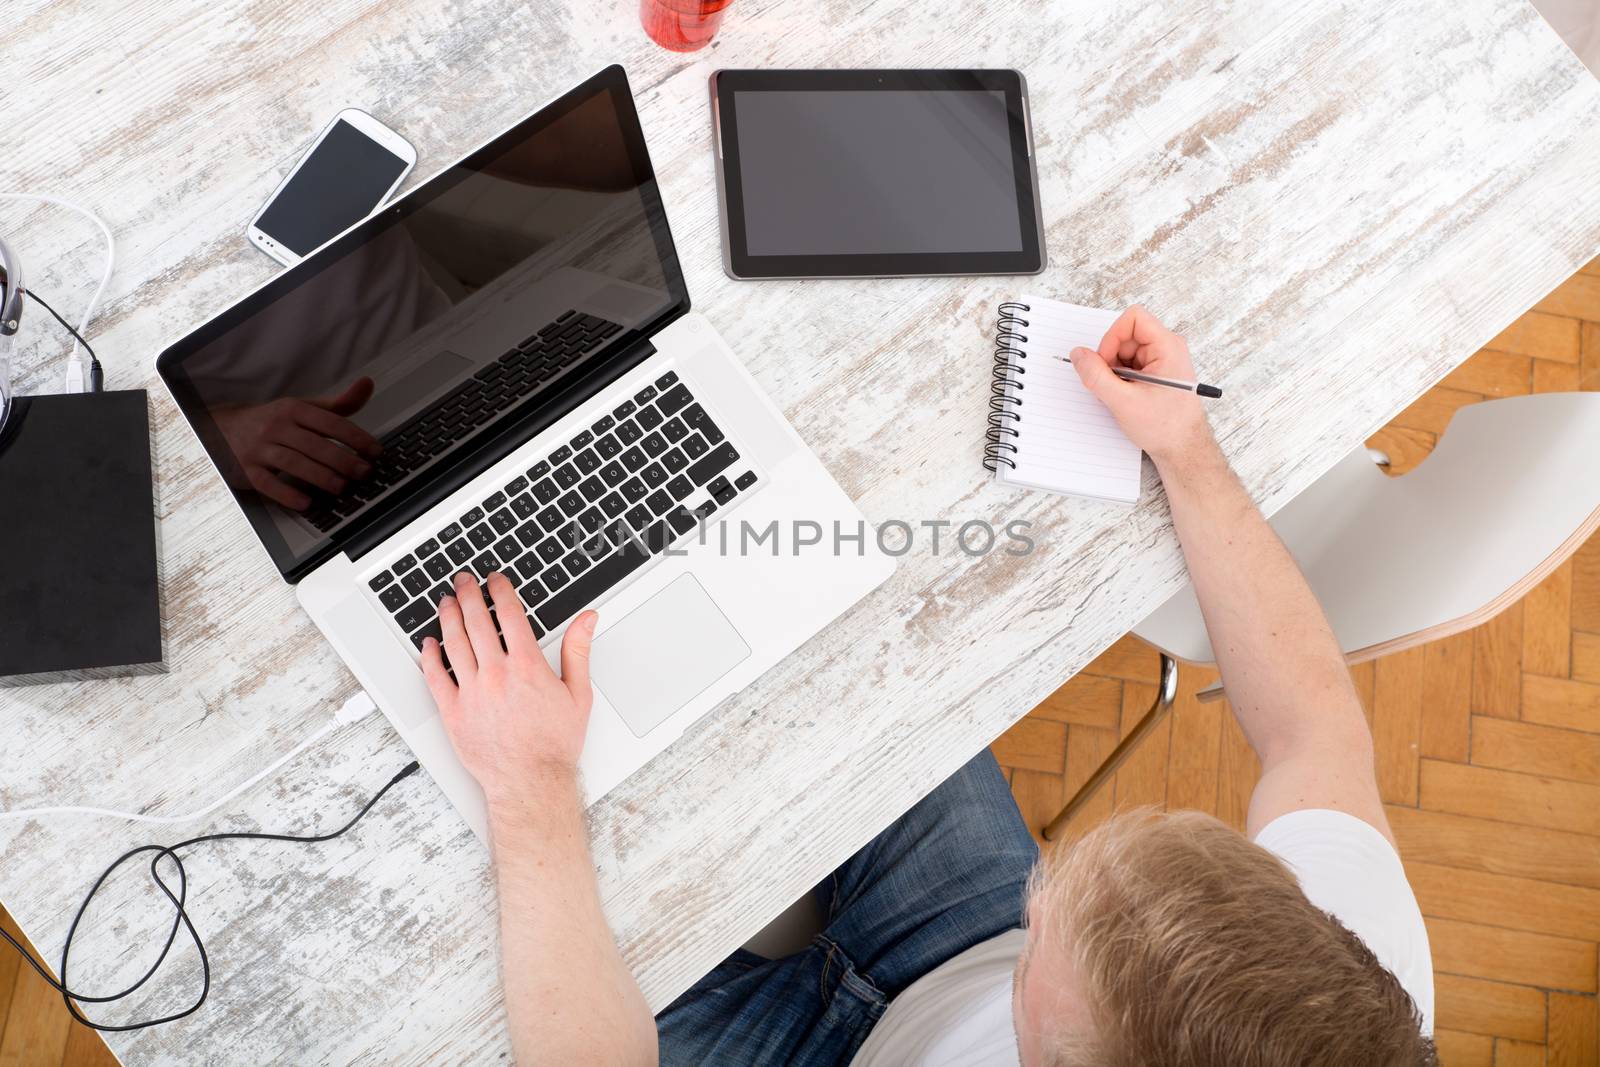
<box><xmin>157</xmin><ymin>66</ymin><xmax>895</xmax><ymax>842</ymax></box>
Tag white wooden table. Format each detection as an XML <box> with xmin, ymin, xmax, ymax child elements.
<box><xmin>5</xmin><ymin>0</ymin><xmax>1600</xmax><ymax>1062</ymax></box>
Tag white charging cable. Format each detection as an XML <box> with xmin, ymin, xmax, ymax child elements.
<box><xmin>0</xmin><ymin>691</ymin><xmax>377</xmax><ymax>826</ymax></box>
<box><xmin>0</xmin><ymin>192</ymin><xmax>116</xmax><ymax>393</ymax></box>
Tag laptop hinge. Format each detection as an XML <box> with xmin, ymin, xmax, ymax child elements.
<box><xmin>342</xmin><ymin>334</ymin><xmax>659</xmax><ymax>564</ymax></box>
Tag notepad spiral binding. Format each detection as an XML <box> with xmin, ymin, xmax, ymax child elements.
<box><xmin>984</xmin><ymin>301</ymin><xmax>1031</xmax><ymax>471</ymax></box>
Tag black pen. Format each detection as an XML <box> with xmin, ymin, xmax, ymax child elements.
<box><xmin>1054</xmin><ymin>354</ymin><xmax>1223</xmax><ymax>399</ymax></box>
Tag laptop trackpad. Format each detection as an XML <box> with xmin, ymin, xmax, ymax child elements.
<box><xmin>591</xmin><ymin>574</ymin><xmax>751</xmax><ymax>739</ymax></box>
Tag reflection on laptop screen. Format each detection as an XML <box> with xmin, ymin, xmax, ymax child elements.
<box><xmin>160</xmin><ymin>71</ymin><xmax>686</xmax><ymax>577</ymax></box>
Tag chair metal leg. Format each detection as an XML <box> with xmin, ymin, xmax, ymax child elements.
<box><xmin>1041</xmin><ymin>654</ymin><xmax>1179</xmax><ymax>842</ymax></box>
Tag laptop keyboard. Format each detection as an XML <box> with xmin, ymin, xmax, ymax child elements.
<box><xmin>304</xmin><ymin>309</ymin><xmax>625</xmax><ymax>533</ymax></box>
<box><xmin>365</xmin><ymin>370</ymin><xmax>760</xmax><ymax>662</ymax></box>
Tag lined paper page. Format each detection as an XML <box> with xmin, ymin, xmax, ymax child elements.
<box><xmin>996</xmin><ymin>295</ymin><xmax>1142</xmax><ymax>503</ymax></box>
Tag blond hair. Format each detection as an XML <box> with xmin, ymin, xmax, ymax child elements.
<box><xmin>1027</xmin><ymin>809</ymin><xmax>1435</xmax><ymax>1066</ymax></box>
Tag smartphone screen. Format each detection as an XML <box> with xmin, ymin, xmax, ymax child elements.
<box><xmin>254</xmin><ymin>120</ymin><xmax>410</xmax><ymax>257</ymax></box>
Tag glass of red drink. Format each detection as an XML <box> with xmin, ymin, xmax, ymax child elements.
<box><xmin>640</xmin><ymin>0</ymin><xmax>734</xmax><ymax>51</ymax></box>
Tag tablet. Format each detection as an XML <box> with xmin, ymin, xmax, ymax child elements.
<box><xmin>710</xmin><ymin>69</ymin><xmax>1046</xmax><ymax>279</ymax></box>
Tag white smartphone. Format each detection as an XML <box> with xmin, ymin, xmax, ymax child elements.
<box><xmin>246</xmin><ymin>108</ymin><xmax>416</xmax><ymax>267</ymax></box>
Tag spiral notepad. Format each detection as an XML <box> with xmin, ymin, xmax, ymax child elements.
<box><xmin>984</xmin><ymin>296</ymin><xmax>1143</xmax><ymax>504</ymax></box>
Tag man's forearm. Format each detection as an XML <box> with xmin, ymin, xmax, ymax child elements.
<box><xmin>1153</xmin><ymin>436</ymin><xmax>1371</xmax><ymax>771</ymax></box>
<box><xmin>488</xmin><ymin>773</ymin><xmax>657</xmax><ymax>1067</ymax></box>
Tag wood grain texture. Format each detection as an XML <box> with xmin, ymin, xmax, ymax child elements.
<box><xmin>4</xmin><ymin>0</ymin><xmax>1600</xmax><ymax>1062</ymax></box>
<box><xmin>1548</xmin><ymin>992</ymin><xmax>1599</xmax><ymax>1067</ymax></box>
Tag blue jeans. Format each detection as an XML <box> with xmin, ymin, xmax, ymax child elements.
<box><xmin>656</xmin><ymin>751</ymin><xmax>1038</xmax><ymax>1066</ymax></box>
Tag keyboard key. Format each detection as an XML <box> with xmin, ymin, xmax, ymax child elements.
<box><xmin>633</xmin><ymin>384</ymin><xmax>658</xmax><ymax>405</ymax></box>
<box><xmin>461</xmin><ymin>506</ymin><xmax>485</xmax><ymax>527</ymax></box>
<box><xmin>662</xmin><ymin>450</ymin><xmax>688</xmax><ymax>474</ymax></box>
<box><xmin>472</xmin><ymin>551</ymin><xmax>500</xmax><ymax>575</ymax></box>
<box><xmin>437</xmin><ymin>522</ymin><xmax>462</xmax><ymax>543</ymax></box>
<box><xmin>637</xmin><ymin>406</ymin><xmax>663</xmax><ymax>431</ymax></box>
<box><xmin>667</xmin><ymin>474</ymin><xmax>694</xmax><ymax>500</ymax></box>
<box><xmin>667</xmin><ymin>506</ymin><xmax>698</xmax><ymax>535</ymax></box>
<box><xmin>505</xmin><ymin>475</ymin><xmax>528</xmax><ymax>495</ymax></box>
<box><xmin>379</xmin><ymin>584</ymin><xmax>409</xmax><ymax>611</ymax></box>
<box><xmin>537</xmin><ymin>505</ymin><xmax>564</xmax><ymax>529</ymax></box>
<box><xmin>489</xmin><ymin>508</ymin><xmax>517</xmax><ymax>534</ymax></box>
<box><xmin>689</xmin><ymin>443</ymin><xmax>740</xmax><ymax>486</ymax></box>
<box><xmin>683</xmin><ymin>434</ymin><xmax>709</xmax><ymax>460</ymax></box>
<box><xmin>624</xmin><ymin>504</ymin><xmax>652</xmax><ymax>531</ymax></box>
<box><xmin>394</xmin><ymin>553</ymin><xmax>418</xmax><ymax>574</ymax></box>
<box><xmin>694</xmin><ymin>499</ymin><xmax>717</xmax><ymax>520</ymax></box>
<box><xmin>613</xmin><ymin>399</ymin><xmax>637</xmax><ymax>419</ymax></box>
<box><xmin>416</xmin><ymin>538</ymin><xmax>440</xmax><ymax>558</ymax></box>
<box><xmin>369</xmin><ymin>572</ymin><xmax>394</xmax><ymax>592</ymax></box>
<box><xmin>591</xmin><ymin>414</ymin><xmax>615</xmax><ymax>435</ymax></box>
<box><xmin>516</xmin><ymin>520</ymin><xmax>541</xmax><ymax>547</ymax></box>
<box><xmin>735</xmin><ymin>470</ymin><xmax>758</xmax><ymax>491</ymax></box>
<box><xmin>533</xmin><ymin>479</ymin><xmax>560</xmax><ymax>505</ymax></box>
<box><xmin>554</xmin><ymin>465</ymin><xmax>581</xmax><ymax>489</ymax></box>
<box><xmin>514</xmin><ymin>552</ymin><xmax>541</xmax><ymax>580</ymax></box>
<box><xmin>446</xmin><ymin>539</ymin><xmax>473</xmax><ymax>566</ymax></box>
<box><xmin>396</xmin><ymin>598</ymin><xmax>434</xmax><ymax>633</ymax></box>
<box><xmin>572</xmin><ymin>430</ymin><xmax>594</xmax><ymax>450</ymax></box>
<box><xmin>563</xmin><ymin>551</ymin><xmax>592</xmax><ymax>577</ymax></box>
<box><xmin>494</xmin><ymin>535</ymin><xmax>520</xmax><ymax>560</ymax></box>
<box><xmin>511</xmin><ymin>494</ymin><xmax>538</xmax><ymax>519</ymax></box>
<box><xmin>550</xmin><ymin>444</ymin><xmax>573</xmax><ymax>465</ymax></box>
<box><xmin>713</xmin><ymin>482</ymin><xmax>737</xmax><ymax>505</ymax></box>
<box><xmin>579</xmin><ymin>475</ymin><xmax>606</xmax><ymax>502</ymax></box>
<box><xmin>682</xmin><ymin>403</ymin><xmax>723</xmax><ymax>444</ymax></box>
<box><xmin>423</xmin><ymin>555</ymin><xmax>452</xmax><ymax>581</ymax></box>
<box><xmin>708</xmin><ymin>475</ymin><xmax>732</xmax><ymax>497</ymax></box>
<box><xmin>535</xmin><ymin>540</ymin><xmax>649</xmax><ymax>630</ymax></box>
<box><xmin>519</xmin><ymin>578</ymin><xmax>548</xmax><ymax>608</ymax></box>
<box><xmin>662</xmin><ymin>417</ymin><xmax>688</xmax><ymax>443</ymax></box>
<box><xmin>620</xmin><ymin>446</ymin><xmax>647</xmax><ymax>472</ymax></box>
<box><xmin>641</xmin><ymin>432</ymin><xmax>668</xmax><ymax>458</ymax></box>
<box><xmin>402</xmin><ymin>570</ymin><xmax>430</xmax><ymax>596</ymax></box>
<box><xmin>599</xmin><ymin>492</ymin><xmax>626</xmax><ymax>518</ymax></box>
<box><xmin>600</xmin><ymin>460</ymin><xmax>627</xmax><ymax>486</ymax></box>
<box><xmin>657</xmin><ymin>383</ymin><xmax>692</xmax><ymax>414</ymax></box>
<box><xmin>536</xmin><ymin>537</ymin><xmax>565</xmax><ymax>564</ymax></box>
<box><xmin>595</xmin><ymin>434</ymin><xmax>621</xmax><ymax>459</ymax></box>
<box><xmin>616</xmin><ymin>420</ymin><xmax>642</xmax><ymax>444</ymax></box>
<box><xmin>655</xmin><ymin>370</ymin><xmax>679</xmax><ymax>389</ymax></box>
<box><xmin>527</xmin><ymin>459</ymin><xmax>551</xmax><ymax>480</ymax></box>
<box><xmin>410</xmin><ymin>618</ymin><xmax>443</xmax><ymax>651</ymax></box>
<box><xmin>646</xmin><ymin>489</ymin><xmax>674</xmax><ymax>515</ymax></box>
<box><xmin>621</xmin><ymin>478</ymin><xmax>649</xmax><ymax>503</ymax></box>
<box><xmin>575</xmin><ymin>450</ymin><xmax>601</xmax><ymax>475</ymax></box>
<box><xmin>543</xmin><ymin>564</ymin><xmax>570</xmax><ymax>592</ymax></box>
<box><xmin>641</xmin><ymin>462</ymin><xmax>668</xmax><ymax>488</ymax></box>
<box><xmin>559</xmin><ymin>490</ymin><xmax>586</xmax><ymax>517</ymax></box>
<box><xmin>483</xmin><ymin>491</ymin><xmax>507</xmax><ymax>511</ymax></box>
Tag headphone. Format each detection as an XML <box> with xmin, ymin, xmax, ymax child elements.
<box><xmin>0</xmin><ymin>194</ymin><xmax>117</xmax><ymax>435</ymax></box>
<box><xmin>0</xmin><ymin>237</ymin><xmax>20</xmax><ymax>431</ymax></box>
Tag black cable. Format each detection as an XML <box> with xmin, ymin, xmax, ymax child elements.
<box><xmin>0</xmin><ymin>759</ymin><xmax>420</xmax><ymax>1032</ymax></box>
<box><xmin>20</xmin><ymin>286</ymin><xmax>103</xmax><ymax>390</ymax></box>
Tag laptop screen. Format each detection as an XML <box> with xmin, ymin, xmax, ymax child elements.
<box><xmin>159</xmin><ymin>67</ymin><xmax>687</xmax><ymax>581</ymax></box>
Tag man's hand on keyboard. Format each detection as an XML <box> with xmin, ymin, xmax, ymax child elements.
<box><xmin>210</xmin><ymin>376</ymin><xmax>382</xmax><ymax>511</ymax></box>
<box><xmin>420</xmin><ymin>570</ymin><xmax>598</xmax><ymax>804</ymax></box>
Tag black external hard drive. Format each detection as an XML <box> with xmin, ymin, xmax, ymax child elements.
<box><xmin>0</xmin><ymin>390</ymin><xmax>164</xmax><ymax>686</ymax></box>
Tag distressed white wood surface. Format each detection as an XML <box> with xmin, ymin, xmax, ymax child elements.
<box><xmin>4</xmin><ymin>0</ymin><xmax>1600</xmax><ymax>1062</ymax></box>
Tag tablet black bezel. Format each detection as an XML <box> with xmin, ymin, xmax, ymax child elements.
<box><xmin>713</xmin><ymin>69</ymin><xmax>1044</xmax><ymax>279</ymax></box>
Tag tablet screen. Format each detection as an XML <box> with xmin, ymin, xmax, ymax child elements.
<box><xmin>714</xmin><ymin>70</ymin><xmax>1044</xmax><ymax>278</ymax></box>
<box><xmin>736</xmin><ymin>90</ymin><xmax>1022</xmax><ymax>256</ymax></box>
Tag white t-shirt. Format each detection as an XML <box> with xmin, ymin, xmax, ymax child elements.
<box><xmin>849</xmin><ymin>809</ymin><xmax>1434</xmax><ymax>1066</ymax></box>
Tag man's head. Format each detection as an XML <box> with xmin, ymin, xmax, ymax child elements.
<box><xmin>1012</xmin><ymin>809</ymin><xmax>1435</xmax><ymax>1067</ymax></box>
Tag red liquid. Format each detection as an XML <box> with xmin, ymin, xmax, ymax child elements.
<box><xmin>640</xmin><ymin>0</ymin><xmax>734</xmax><ymax>51</ymax></box>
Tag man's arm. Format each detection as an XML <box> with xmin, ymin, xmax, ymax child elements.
<box><xmin>1070</xmin><ymin>309</ymin><xmax>1390</xmax><ymax>843</ymax></box>
<box><xmin>419</xmin><ymin>571</ymin><xmax>658</xmax><ymax>1065</ymax></box>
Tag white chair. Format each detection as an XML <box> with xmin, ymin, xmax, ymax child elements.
<box><xmin>1043</xmin><ymin>391</ymin><xmax>1600</xmax><ymax>840</ymax></box>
